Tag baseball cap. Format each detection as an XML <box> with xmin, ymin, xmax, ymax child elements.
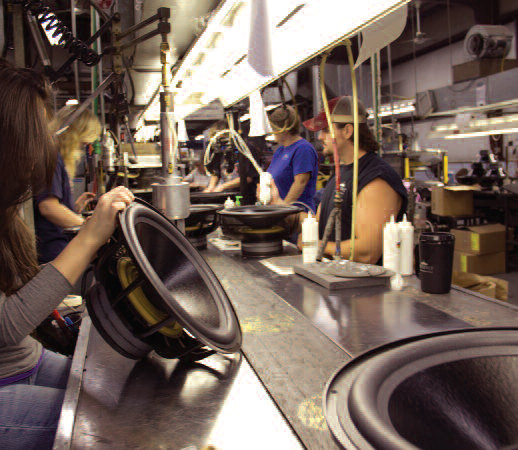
<box><xmin>303</xmin><ymin>96</ymin><xmax>368</xmax><ymax>132</ymax></box>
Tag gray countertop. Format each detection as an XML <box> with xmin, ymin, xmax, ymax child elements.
<box><xmin>55</xmin><ymin>241</ymin><xmax>518</xmax><ymax>449</ymax></box>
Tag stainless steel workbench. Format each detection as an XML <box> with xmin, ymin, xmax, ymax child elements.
<box><xmin>54</xmin><ymin>241</ymin><xmax>518</xmax><ymax>449</ymax></box>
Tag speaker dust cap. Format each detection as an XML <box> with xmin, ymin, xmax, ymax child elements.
<box><xmin>119</xmin><ymin>200</ymin><xmax>242</xmax><ymax>354</ymax></box>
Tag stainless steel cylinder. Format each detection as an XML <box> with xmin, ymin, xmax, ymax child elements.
<box><xmin>152</xmin><ymin>176</ymin><xmax>190</xmax><ymax>220</ymax></box>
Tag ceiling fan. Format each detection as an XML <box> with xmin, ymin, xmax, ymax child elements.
<box><xmin>398</xmin><ymin>0</ymin><xmax>433</xmax><ymax>46</ymax></box>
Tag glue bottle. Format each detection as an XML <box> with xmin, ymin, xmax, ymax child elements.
<box><xmin>224</xmin><ymin>197</ymin><xmax>235</xmax><ymax>209</ymax></box>
<box><xmin>259</xmin><ymin>172</ymin><xmax>273</xmax><ymax>204</ymax></box>
<box><xmin>383</xmin><ymin>215</ymin><xmax>400</xmax><ymax>273</ymax></box>
<box><xmin>399</xmin><ymin>214</ymin><xmax>414</xmax><ymax>275</ymax></box>
<box><xmin>302</xmin><ymin>212</ymin><xmax>318</xmax><ymax>264</ymax></box>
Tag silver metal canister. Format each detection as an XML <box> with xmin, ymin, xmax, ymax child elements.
<box><xmin>152</xmin><ymin>176</ymin><xmax>190</xmax><ymax>220</ymax></box>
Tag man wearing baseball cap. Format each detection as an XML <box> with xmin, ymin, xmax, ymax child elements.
<box><xmin>302</xmin><ymin>96</ymin><xmax>407</xmax><ymax>264</ymax></box>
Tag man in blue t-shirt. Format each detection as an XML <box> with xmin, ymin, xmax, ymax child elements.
<box><xmin>266</xmin><ymin>105</ymin><xmax>318</xmax><ymax>213</ymax></box>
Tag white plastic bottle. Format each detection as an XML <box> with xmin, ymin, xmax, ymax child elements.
<box><xmin>224</xmin><ymin>196</ymin><xmax>235</xmax><ymax>209</ymax></box>
<box><xmin>399</xmin><ymin>214</ymin><xmax>414</xmax><ymax>276</ymax></box>
<box><xmin>259</xmin><ymin>172</ymin><xmax>273</xmax><ymax>204</ymax></box>
<box><xmin>383</xmin><ymin>215</ymin><xmax>400</xmax><ymax>273</ymax></box>
<box><xmin>302</xmin><ymin>213</ymin><xmax>318</xmax><ymax>264</ymax></box>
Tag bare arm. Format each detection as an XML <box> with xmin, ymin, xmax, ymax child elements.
<box><xmin>284</xmin><ymin>172</ymin><xmax>311</xmax><ymax>205</ymax></box>
<box><xmin>38</xmin><ymin>196</ymin><xmax>84</xmax><ymax>228</ymax></box>
<box><xmin>0</xmin><ymin>187</ymin><xmax>134</xmax><ymax>346</ymax></box>
<box><xmin>214</xmin><ymin>176</ymin><xmax>241</xmax><ymax>192</ymax></box>
<box><xmin>321</xmin><ymin>178</ymin><xmax>402</xmax><ymax>263</ymax></box>
<box><xmin>204</xmin><ymin>175</ymin><xmax>219</xmax><ymax>192</ymax></box>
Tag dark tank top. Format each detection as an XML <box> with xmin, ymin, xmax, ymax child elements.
<box><xmin>319</xmin><ymin>152</ymin><xmax>408</xmax><ymax>243</ymax></box>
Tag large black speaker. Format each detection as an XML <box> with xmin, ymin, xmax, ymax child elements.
<box><xmin>325</xmin><ymin>328</ymin><xmax>518</xmax><ymax>450</ymax></box>
<box><xmin>87</xmin><ymin>199</ymin><xmax>242</xmax><ymax>361</ymax></box>
<box><xmin>185</xmin><ymin>204</ymin><xmax>221</xmax><ymax>250</ymax></box>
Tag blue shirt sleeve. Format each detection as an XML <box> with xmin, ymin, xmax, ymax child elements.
<box><xmin>292</xmin><ymin>141</ymin><xmax>317</xmax><ymax>177</ymax></box>
<box><xmin>34</xmin><ymin>159</ymin><xmax>64</xmax><ymax>205</ymax></box>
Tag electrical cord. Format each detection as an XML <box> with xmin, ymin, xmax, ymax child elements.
<box><xmin>204</xmin><ymin>129</ymin><xmax>263</xmax><ymax>177</ymax></box>
<box><xmin>14</xmin><ymin>0</ymin><xmax>101</xmax><ymax>66</ymax></box>
<box><xmin>269</xmin><ymin>78</ymin><xmax>300</xmax><ymax>134</ymax></box>
<box><xmin>317</xmin><ymin>39</ymin><xmax>360</xmax><ymax>262</ymax></box>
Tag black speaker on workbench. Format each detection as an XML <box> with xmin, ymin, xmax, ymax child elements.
<box><xmin>324</xmin><ymin>327</ymin><xmax>518</xmax><ymax>450</ymax></box>
<box><xmin>185</xmin><ymin>204</ymin><xmax>222</xmax><ymax>250</ymax></box>
<box><xmin>86</xmin><ymin>199</ymin><xmax>241</xmax><ymax>361</ymax></box>
<box><xmin>217</xmin><ymin>205</ymin><xmax>302</xmax><ymax>257</ymax></box>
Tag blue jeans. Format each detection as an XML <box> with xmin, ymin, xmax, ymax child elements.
<box><xmin>0</xmin><ymin>350</ymin><xmax>71</xmax><ymax>450</ymax></box>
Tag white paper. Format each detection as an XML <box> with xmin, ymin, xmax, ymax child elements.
<box><xmin>177</xmin><ymin>119</ymin><xmax>188</xmax><ymax>142</ymax></box>
<box><xmin>249</xmin><ymin>90</ymin><xmax>273</xmax><ymax>137</ymax></box>
<box><xmin>355</xmin><ymin>5</ymin><xmax>408</xmax><ymax>69</ymax></box>
<box><xmin>248</xmin><ymin>0</ymin><xmax>274</xmax><ymax>76</ymax></box>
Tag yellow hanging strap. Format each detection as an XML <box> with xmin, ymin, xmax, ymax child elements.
<box><xmin>318</xmin><ymin>39</ymin><xmax>360</xmax><ymax>261</ymax></box>
<box><xmin>344</xmin><ymin>40</ymin><xmax>360</xmax><ymax>263</ymax></box>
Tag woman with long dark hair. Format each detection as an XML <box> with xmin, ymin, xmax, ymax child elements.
<box><xmin>0</xmin><ymin>60</ymin><xmax>133</xmax><ymax>448</ymax></box>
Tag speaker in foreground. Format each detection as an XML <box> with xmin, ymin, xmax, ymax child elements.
<box><xmin>87</xmin><ymin>199</ymin><xmax>242</xmax><ymax>360</ymax></box>
<box><xmin>325</xmin><ymin>328</ymin><xmax>518</xmax><ymax>450</ymax></box>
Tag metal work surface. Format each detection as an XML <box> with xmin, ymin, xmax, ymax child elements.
<box><xmin>58</xmin><ymin>240</ymin><xmax>518</xmax><ymax>450</ymax></box>
<box><xmin>68</xmin><ymin>327</ymin><xmax>303</xmax><ymax>449</ymax></box>
<box><xmin>204</xmin><ymin>244</ymin><xmax>518</xmax><ymax>356</ymax></box>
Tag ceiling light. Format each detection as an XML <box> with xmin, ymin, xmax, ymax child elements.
<box><xmin>429</xmin><ymin>113</ymin><xmax>518</xmax><ymax>139</ymax></box>
<box><xmin>171</xmin><ymin>0</ymin><xmax>411</xmax><ymax>119</ymax></box>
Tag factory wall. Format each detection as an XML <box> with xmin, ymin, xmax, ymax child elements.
<box><xmin>383</xmin><ymin>22</ymin><xmax>518</xmax><ymax>175</ymax></box>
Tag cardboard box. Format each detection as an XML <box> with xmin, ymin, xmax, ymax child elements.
<box><xmin>431</xmin><ymin>186</ymin><xmax>477</xmax><ymax>217</ymax></box>
<box><xmin>451</xmin><ymin>224</ymin><xmax>506</xmax><ymax>255</ymax></box>
<box><xmin>453</xmin><ymin>251</ymin><xmax>506</xmax><ymax>275</ymax></box>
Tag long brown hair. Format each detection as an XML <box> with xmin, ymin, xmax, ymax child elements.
<box><xmin>338</xmin><ymin>122</ymin><xmax>379</xmax><ymax>153</ymax></box>
<box><xmin>0</xmin><ymin>59</ymin><xmax>56</xmax><ymax>295</ymax></box>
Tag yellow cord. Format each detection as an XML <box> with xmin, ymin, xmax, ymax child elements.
<box><xmin>344</xmin><ymin>40</ymin><xmax>360</xmax><ymax>263</ymax></box>
<box><xmin>269</xmin><ymin>77</ymin><xmax>300</xmax><ymax>134</ymax></box>
<box><xmin>318</xmin><ymin>39</ymin><xmax>360</xmax><ymax>262</ymax></box>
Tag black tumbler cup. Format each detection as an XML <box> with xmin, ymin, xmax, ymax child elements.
<box><xmin>419</xmin><ymin>232</ymin><xmax>455</xmax><ymax>294</ymax></box>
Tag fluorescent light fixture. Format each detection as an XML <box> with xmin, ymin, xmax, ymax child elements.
<box><xmin>66</xmin><ymin>99</ymin><xmax>79</xmax><ymax>106</ymax></box>
<box><xmin>171</xmin><ymin>0</ymin><xmax>411</xmax><ymax>119</ymax></box>
<box><xmin>195</xmin><ymin>134</ymin><xmax>205</xmax><ymax>141</ymax></box>
<box><xmin>445</xmin><ymin>128</ymin><xmax>518</xmax><ymax>139</ymax></box>
<box><xmin>367</xmin><ymin>100</ymin><xmax>415</xmax><ymax>118</ymax></box>
<box><xmin>428</xmin><ymin>113</ymin><xmax>518</xmax><ymax>139</ymax></box>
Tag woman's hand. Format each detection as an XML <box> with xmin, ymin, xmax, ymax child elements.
<box><xmin>75</xmin><ymin>192</ymin><xmax>95</xmax><ymax>213</ymax></box>
<box><xmin>52</xmin><ymin>186</ymin><xmax>134</xmax><ymax>285</ymax></box>
<box><xmin>77</xmin><ymin>186</ymin><xmax>134</xmax><ymax>250</ymax></box>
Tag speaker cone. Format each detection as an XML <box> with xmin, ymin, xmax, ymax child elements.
<box><xmin>325</xmin><ymin>328</ymin><xmax>518</xmax><ymax>450</ymax></box>
<box><xmin>87</xmin><ymin>199</ymin><xmax>242</xmax><ymax>360</ymax></box>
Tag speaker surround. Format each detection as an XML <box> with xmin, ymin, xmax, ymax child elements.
<box><xmin>217</xmin><ymin>205</ymin><xmax>302</xmax><ymax>257</ymax></box>
<box><xmin>87</xmin><ymin>199</ymin><xmax>242</xmax><ymax>360</ymax></box>
<box><xmin>325</xmin><ymin>328</ymin><xmax>518</xmax><ymax>450</ymax></box>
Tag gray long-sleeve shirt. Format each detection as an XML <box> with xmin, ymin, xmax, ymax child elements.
<box><xmin>0</xmin><ymin>264</ymin><xmax>72</xmax><ymax>379</ymax></box>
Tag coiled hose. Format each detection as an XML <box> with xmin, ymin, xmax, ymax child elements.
<box><xmin>15</xmin><ymin>0</ymin><xmax>101</xmax><ymax>66</ymax></box>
